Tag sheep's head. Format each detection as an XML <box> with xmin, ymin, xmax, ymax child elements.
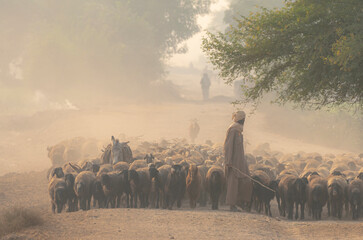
<box><xmin>188</xmin><ymin>164</ymin><xmax>198</xmax><ymax>178</ymax></box>
<box><xmin>52</xmin><ymin>167</ymin><xmax>64</xmax><ymax>178</ymax></box>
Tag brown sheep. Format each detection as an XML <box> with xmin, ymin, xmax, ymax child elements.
<box><xmin>127</xmin><ymin>169</ymin><xmax>140</xmax><ymax>208</ymax></box>
<box><xmin>74</xmin><ymin>171</ymin><xmax>96</xmax><ymax>210</ymax></box>
<box><xmin>197</xmin><ymin>165</ymin><xmax>209</xmax><ymax>207</ymax></box>
<box><xmin>186</xmin><ymin>164</ymin><xmax>202</xmax><ymax>209</ymax></box>
<box><xmin>164</xmin><ymin>164</ymin><xmax>186</xmax><ymax>210</ymax></box>
<box><xmin>113</xmin><ymin>162</ymin><xmax>129</xmax><ymax>172</ymax></box>
<box><xmin>64</xmin><ymin>173</ymin><xmax>78</xmax><ymax>212</ymax></box>
<box><xmin>93</xmin><ymin>176</ymin><xmax>106</xmax><ymax>208</ymax></box>
<box><xmin>327</xmin><ymin>175</ymin><xmax>348</xmax><ymax>219</ymax></box>
<box><xmin>136</xmin><ymin>167</ymin><xmax>152</xmax><ymax>208</ymax></box>
<box><xmin>47</xmin><ymin>144</ymin><xmax>66</xmax><ymax>166</ymax></box>
<box><xmin>303</xmin><ymin>160</ymin><xmax>320</xmax><ymax>172</ymax></box>
<box><xmin>63</xmin><ymin>162</ymin><xmax>80</xmax><ymax>175</ymax></box>
<box><xmin>206</xmin><ymin>166</ymin><xmax>225</xmax><ymax>210</ymax></box>
<box><xmin>330</xmin><ymin>163</ymin><xmax>349</xmax><ymax>174</ymax></box>
<box><xmin>96</xmin><ymin>164</ymin><xmax>113</xmax><ymax>177</ymax></box>
<box><xmin>48</xmin><ymin>177</ymin><xmax>68</xmax><ymax>213</ymax></box>
<box><xmin>277</xmin><ymin>169</ymin><xmax>299</xmax><ymax>180</ymax></box>
<box><xmin>129</xmin><ymin>160</ymin><xmax>148</xmax><ymax>170</ymax></box>
<box><xmin>278</xmin><ymin>175</ymin><xmax>308</xmax><ymax>220</ymax></box>
<box><xmin>101</xmin><ymin>171</ymin><xmax>125</xmax><ymax>208</ymax></box>
<box><xmin>251</xmin><ymin>170</ymin><xmax>278</xmax><ymax>216</ymax></box>
<box><xmin>307</xmin><ymin>176</ymin><xmax>328</xmax><ymax>220</ymax></box>
<box><xmin>157</xmin><ymin>165</ymin><xmax>171</xmax><ymax>209</ymax></box>
<box><xmin>47</xmin><ymin>167</ymin><xmax>65</xmax><ymax>181</ymax></box>
<box><xmin>148</xmin><ymin>166</ymin><xmax>161</xmax><ymax>208</ymax></box>
<box><xmin>348</xmin><ymin>179</ymin><xmax>363</xmax><ymax>220</ymax></box>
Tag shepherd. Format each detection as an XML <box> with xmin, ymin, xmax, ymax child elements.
<box><xmin>224</xmin><ymin>110</ymin><xmax>253</xmax><ymax>212</ymax></box>
<box><xmin>189</xmin><ymin>119</ymin><xmax>200</xmax><ymax>143</ymax></box>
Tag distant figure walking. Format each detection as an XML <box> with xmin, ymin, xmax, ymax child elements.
<box><xmin>200</xmin><ymin>72</ymin><xmax>211</xmax><ymax>100</ymax></box>
<box><xmin>233</xmin><ymin>79</ymin><xmax>243</xmax><ymax>98</ymax></box>
<box><xmin>189</xmin><ymin>119</ymin><xmax>200</xmax><ymax>143</ymax></box>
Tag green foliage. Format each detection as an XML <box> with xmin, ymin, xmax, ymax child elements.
<box><xmin>0</xmin><ymin>0</ymin><xmax>212</xmax><ymax>102</ymax></box>
<box><xmin>203</xmin><ymin>0</ymin><xmax>363</xmax><ymax>110</ymax></box>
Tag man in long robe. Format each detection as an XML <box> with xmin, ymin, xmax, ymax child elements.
<box><xmin>224</xmin><ymin>110</ymin><xmax>253</xmax><ymax>211</ymax></box>
<box><xmin>200</xmin><ymin>72</ymin><xmax>211</xmax><ymax>100</ymax></box>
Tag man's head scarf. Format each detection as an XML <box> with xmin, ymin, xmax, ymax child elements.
<box><xmin>232</xmin><ymin>110</ymin><xmax>246</xmax><ymax>122</ymax></box>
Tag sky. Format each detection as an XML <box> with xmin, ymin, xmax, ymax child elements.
<box><xmin>168</xmin><ymin>0</ymin><xmax>230</xmax><ymax>69</ymax></box>
<box><xmin>166</xmin><ymin>0</ymin><xmax>234</xmax><ymax>100</ymax></box>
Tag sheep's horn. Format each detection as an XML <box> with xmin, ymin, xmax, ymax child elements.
<box><xmin>69</xmin><ymin>162</ymin><xmax>82</xmax><ymax>173</ymax></box>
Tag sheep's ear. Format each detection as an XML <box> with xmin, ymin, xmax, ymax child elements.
<box><xmin>111</xmin><ymin>136</ymin><xmax>116</xmax><ymax>145</ymax></box>
<box><xmin>302</xmin><ymin>177</ymin><xmax>308</xmax><ymax>184</ymax></box>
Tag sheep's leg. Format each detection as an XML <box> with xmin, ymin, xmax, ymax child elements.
<box><xmin>281</xmin><ymin>199</ymin><xmax>286</xmax><ymax>217</ymax></box>
<box><xmin>134</xmin><ymin>192</ymin><xmax>138</xmax><ymax>208</ymax></box>
<box><xmin>67</xmin><ymin>199</ymin><xmax>72</xmax><ymax>212</ymax></box>
<box><xmin>130</xmin><ymin>194</ymin><xmax>134</xmax><ymax>208</ymax></box>
<box><xmin>145</xmin><ymin>193</ymin><xmax>149</xmax><ymax>208</ymax></box>
<box><xmin>57</xmin><ymin>203</ymin><xmax>63</xmax><ymax>213</ymax></box>
<box><xmin>345</xmin><ymin>199</ymin><xmax>349</xmax><ymax>217</ymax></box>
<box><xmin>287</xmin><ymin>201</ymin><xmax>293</xmax><ymax>220</ymax></box>
<box><xmin>93</xmin><ymin>197</ymin><xmax>97</xmax><ymax>208</ymax></box>
<box><xmin>156</xmin><ymin>191</ymin><xmax>160</xmax><ymax>209</ymax></box>
<box><xmin>52</xmin><ymin>202</ymin><xmax>56</xmax><ymax>214</ymax></box>
<box><xmin>295</xmin><ymin>202</ymin><xmax>299</xmax><ymax>220</ymax></box>
<box><xmin>276</xmin><ymin>192</ymin><xmax>282</xmax><ymax>216</ymax></box>
<box><xmin>189</xmin><ymin>198</ymin><xmax>193</xmax><ymax>208</ymax></box>
<box><xmin>338</xmin><ymin>201</ymin><xmax>342</xmax><ymax>219</ymax></box>
<box><xmin>87</xmin><ymin>197</ymin><xmax>91</xmax><ymax>210</ymax></box>
<box><xmin>169</xmin><ymin>196</ymin><xmax>176</xmax><ymax>210</ymax></box>
<box><xmin>268</xmin><ymin>203</ymin><xmax>272</xmax><ymax>217</ymax></box>
<box><xmin>166</xmin><ymin>194</ymin><xmax>170</xmax><ymax>209</ymax></box>
<box><xmin>74</xmin><ymin>198</ymin><xmax>78</xmax><ymax>211</ymax></box>
<box><xmin>117</xmin><ymin>195</ymin><xmax>121</xmax><ymax>208</ymax></box>
<box><xmin>300</xmin><ymin>201</ymin><xmax>305</xmax><ymax>220</ymax></box>
<box><xmin>126</xmin><ymin>193</ymin><xmax>130</xmax><ymax>208</ymax></box>
<box><xmin>327</xmin><ymin>200</ymin><xmax>331</xmax><ymax>216</ymax></box>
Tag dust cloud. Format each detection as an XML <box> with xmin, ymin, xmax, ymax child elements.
<box><xmin>0</xmin><ymin>0</ymin><xmax>361</xmax><ymax>176</ymax></box>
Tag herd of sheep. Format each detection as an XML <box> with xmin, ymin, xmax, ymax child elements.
<box><xmin>48</xmin><ymin>136</ymin><xmax>363</xmax><ymax>221</ymax></box>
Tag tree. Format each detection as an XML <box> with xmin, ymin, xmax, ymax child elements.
<box><xmin>0</xmin><ymin>0</ymin><xmax>212</xmax><ymax>105</ymax></box>
<box><xmin>203</xmin><ymin>0</ymin><xmax>363</xmax><ymax>110</ymax></box>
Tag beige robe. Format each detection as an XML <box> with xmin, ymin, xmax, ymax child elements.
<box><xmin>224</xmin><ymin>122</ymin><xmax>253</xmax><ymax>206</ymax></box>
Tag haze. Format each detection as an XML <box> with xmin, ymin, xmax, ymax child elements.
<box><xmin>0</xmin><ymin>0</ymin><xmax>361</xmax><ymax>176</ymax></box>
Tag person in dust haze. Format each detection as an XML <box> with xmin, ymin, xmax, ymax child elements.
<box><xmin>200</xmin><ymin>72</ymin><xmax>211</xmax><ymax>101</ymax></box>
<box><xmin>224</xmin><ymin>110</ymin><xmax>252</xmax><ymax>212</ymax></box>
<box><xmin>189</xmin><ymin>119</ymin><xmax>200</xmax><ymax>143</ymax></box>
<box><xmin>233</xmin><ymin>79</ymin><xmax>243</xmax><ymax>98</ymax></box>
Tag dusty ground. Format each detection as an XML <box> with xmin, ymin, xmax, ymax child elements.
<box><xmin>0</xmin><ymin>102</ymin><xmax>361</xmax><ymax>239</ymax></box>
<box><xmin>1</xmin><ymin>170</ymin><xmax>363</xmax><ymax>240</ymax></box>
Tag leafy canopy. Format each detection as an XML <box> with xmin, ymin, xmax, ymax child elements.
<box><xmin>0</xmin><ymin>0</ymin><xmax>212</xmax><ymax>102</ymax></box>
<box><xmin>203</xmin><ymin>0</ymin><xmax>363</xmax><ymax>110</ymax></box>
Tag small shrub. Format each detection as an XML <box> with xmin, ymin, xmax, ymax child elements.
<box><xmin>0</xmin><ymin>206</ymin><xmax>44</xmax><ymax>237</ymax></box>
